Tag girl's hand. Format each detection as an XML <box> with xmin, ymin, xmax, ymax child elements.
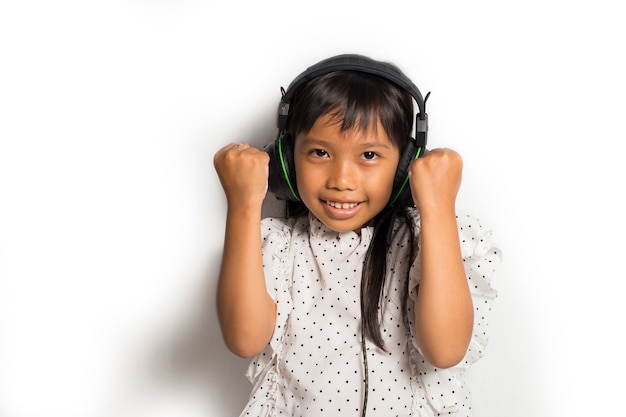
<box><xmin>408</xmin><ymin>148</ymin><xmax>462</xmax><ymax>213</ymax></box>
<box><xmin>214</xmin><ymin>143</ymin><xmax>270</xmax><ymax>207</ymax></box>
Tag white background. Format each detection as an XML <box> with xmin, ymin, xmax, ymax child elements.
<box><xmin>1</xmin><ymin>1</ymin><xmax>624</xmax><ymax>416</ymax></box>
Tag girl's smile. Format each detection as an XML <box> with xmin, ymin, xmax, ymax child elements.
<box><xmin>323</xmin><ymin>199</ymin><xmax>362</xmax><ymax>220</ymax></box>
<box><xmin>294</xmin><ymin>113</ymin><xmax>400</xmax><ymax>233</ymax></box>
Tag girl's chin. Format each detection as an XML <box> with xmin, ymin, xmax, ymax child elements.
<box><xmin>320</xmin><ymin>220</ymin><xmax>364</xmax><ymax>234</ymax></box>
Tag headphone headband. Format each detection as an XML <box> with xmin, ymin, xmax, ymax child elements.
<box><xmin>277</xmin><ymin>54</ymin><xmax>428</xmax><ymax>136</ymax></box>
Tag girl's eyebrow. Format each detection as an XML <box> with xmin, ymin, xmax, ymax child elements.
<box><xmin>300</xmin><ymin>136</ymin><xmax>394</xmax><ymax>150</ymax></box>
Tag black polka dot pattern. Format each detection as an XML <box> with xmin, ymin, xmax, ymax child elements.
<box><xmin>241</xmin><ymin>210</ymin><xmax>501</xmax><ymax>417</ymax></box>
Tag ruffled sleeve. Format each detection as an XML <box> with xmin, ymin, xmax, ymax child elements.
<box><xmin>407</xmin><ymin>210</ymin><xmax>501</xmax><ymax>414</ymax></box>
<box><xmin>456</xmin><ymin>211</ymin><xmax>501</xmax><ymax>368</ymax></box>
<box><xmin>245</xmin><ymin>217</ymin><xmax>294</xmax><ymax>383</ymax></box>
<box><xmin>408</xmin><ymin>211</ymin><xmax>500</xmax><ymax>363</ymax></box>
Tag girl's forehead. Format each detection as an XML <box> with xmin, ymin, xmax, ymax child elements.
<box><xmin>321</xmin><ymin>107</ymin><xmax>380</xmax><ymax>131</ymax></box>
<box><xmin>314</xmin><ymin>111</ymin><xmax>385</xmax><ymax>138</ymax></box>
<box><xmin>300</xmin><ymin>113</ymin><xmax>396</xmax><ymax>147</ymax></box>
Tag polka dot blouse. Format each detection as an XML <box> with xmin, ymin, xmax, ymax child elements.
<box><xmin>240</xmin><ymin>209</ymin><xmax>500</xmax><ymax>417</ymax></box>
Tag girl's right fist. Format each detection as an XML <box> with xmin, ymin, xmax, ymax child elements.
<box><xmin>213</xmin><ymin>143</ymin><xmax>270</xmax><ymax>207</ymax></box>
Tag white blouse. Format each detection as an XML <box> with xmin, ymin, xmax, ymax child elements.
<box><xmin>240</xmin><ymin>209</ymin><xmax>500</xmax><ymax>417</ymax></box>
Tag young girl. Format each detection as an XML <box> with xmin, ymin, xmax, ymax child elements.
<box><xmin>214</xmin><ymin>54</ymin><xmax>500</xmax><ymax>417</ymax></box>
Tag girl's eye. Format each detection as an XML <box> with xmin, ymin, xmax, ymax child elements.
<box><xmin>363</xmin><ymin>151</ymin><xmax>377</xmax><ymax>160</ymax></box>
<box><xmin>313</xmin><ymin>149</ymin><xmax>328</xmax><ymax>157</ymax></box>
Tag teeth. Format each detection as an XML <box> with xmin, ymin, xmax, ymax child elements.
<box><xmin>327</xmin><ymin>201</ymin><xmax>358</xmax><ymax>209</ymax></box>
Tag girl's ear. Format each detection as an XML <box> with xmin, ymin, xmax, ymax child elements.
<box><xmin>264</xmin><ymin>133</ymin><xmax>300</xmax><ymax>202</ymax></box>
<box><xmin>388</xmin><ymin>137</ymin><xmax>423</xmax><ymax>207</ymax></box>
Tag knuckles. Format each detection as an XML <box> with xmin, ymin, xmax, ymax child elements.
<box><xmin>410</xmin><ymin>148</ymin><xmax>462</xmax><ymax>173</ymax></box>
<box><xmin>214</xmin><ymin>144</ymin><xmax>269</xmax><ymax>171</ymax></box>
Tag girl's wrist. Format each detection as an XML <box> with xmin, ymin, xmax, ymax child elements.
<box><xmin>226</xmin><ymin>201</ymin><xmax>264</xmax><ymax>220</ymax></box>
<box><xmin>416</xmin><ymin>201</ymin><xmax>456</xmax><ymax>220</ymax></box>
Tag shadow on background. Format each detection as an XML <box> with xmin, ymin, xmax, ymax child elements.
<box><xmin>117</xmin><ymin>107</ymin><xmax>286</xmax><ymax>416</ymax></box>
<box><xmin>139</xmin><ymin>252</ymin><xmax>251</xmax><ymax>416</ymax></box>
<box><xmin>137</xmin><ymin>114</ymin><xmax>282</xmax><ymax>416</ymax></box>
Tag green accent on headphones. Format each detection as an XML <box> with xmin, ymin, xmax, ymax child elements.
<box><xmin>278</xmin><ymin>135</ymin><xmax>300</xmax><ymax>201</ymax></box>
<box><xmin>388</xmin><ymin>146</ymin><xmax>422</xmax><ymax>207</ymax></box>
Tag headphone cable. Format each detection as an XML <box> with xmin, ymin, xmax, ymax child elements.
<box><xmin>360</xmin><ymin>261</ymin><xmax>370</xmax><ymax>417</ymax></box>
<box><xmin>361</xmin><ymin>285</ymin><xmax>369</xmax><ymax>417</ymax></box>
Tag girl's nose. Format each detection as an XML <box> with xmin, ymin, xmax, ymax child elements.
<box><xmin>326</xmin><ymin>160</ymin><xmax>357</xmax><ymax>191</ymax></box>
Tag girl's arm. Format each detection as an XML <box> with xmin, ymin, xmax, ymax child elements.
<box><xmin>409</xmin><ymin>148</ymin><xmax>473</xmax><ymax>369</ymax></box>
<box><xmin>213</xmin><ymin>143</ymin><xmax>277</xmax><ymax>358</ymax></box>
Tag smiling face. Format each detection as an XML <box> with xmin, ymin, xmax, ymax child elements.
<box><xmin>294</xmin><ymin>113</ymin><xmax>400</xmax><ymax>233</ymax></box>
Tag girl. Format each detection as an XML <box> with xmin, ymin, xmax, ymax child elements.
<box><xmin>214</xmin><ymin>54</ymin><xmax>500</xmax><ymax>417</ymax></box>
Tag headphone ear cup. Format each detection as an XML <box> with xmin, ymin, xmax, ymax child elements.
<box><xmin>264</xmin><ymin>134</ymin><xmax>300</xmax><ymax>201</ymax></box>
<box><xmin>389</xmin><ymin>138</ymin><xmax>422</xmax><ymax>207</ymax></box>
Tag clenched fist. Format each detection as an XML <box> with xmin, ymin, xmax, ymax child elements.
<box><xmin>408</xmin><ymin>148</ymin><xmax>463</xmax><ymax>214</ymax></box>
<box><xmin>214</xmin><ymin>143</ymin><xmax>270</xmax><ymax>208</ymax></box>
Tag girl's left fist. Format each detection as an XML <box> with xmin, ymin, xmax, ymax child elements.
<box><xmin>408</xmin><ymin>147</ymin><xmax>463</xmax><ymax>212</ymax></box>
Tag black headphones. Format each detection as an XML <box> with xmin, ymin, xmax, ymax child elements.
<box><xmin>265</xmin><ymin>54</ymin><xmax>429</xmax><ymax>207</ymax></box>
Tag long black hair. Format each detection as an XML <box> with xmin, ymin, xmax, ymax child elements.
<box><xmin>282</xmin><ymin>69</ymin><xmax>418</xmax><ymax>350</ymax></box>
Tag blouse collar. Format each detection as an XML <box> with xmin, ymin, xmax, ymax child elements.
<box><xmin>308</xmin><ymin>213</ymin><xmax>374</xmax><ymax>248</ymax></box>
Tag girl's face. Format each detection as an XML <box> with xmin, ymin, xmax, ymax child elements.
<box><xmin>294</xmin><ymin>113</ymin><xmax>401</xmax><ymax>233</ymax></box>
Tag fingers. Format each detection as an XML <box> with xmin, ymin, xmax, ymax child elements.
<box><xmin>213</xmin><ymin>141</ymin><xmax>269</xmax><ymax>194</ymax></box>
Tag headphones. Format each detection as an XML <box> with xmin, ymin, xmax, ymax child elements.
<box><xmin>265</xmin><ymin>54</ymin><xmax>429</xmax><ymax>207</ymax></box>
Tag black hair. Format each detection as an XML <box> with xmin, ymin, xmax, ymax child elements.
<box><xmin>282</xmin><ymin>69</ymin><xmax>418</xmax><ymax>349</ymax></box>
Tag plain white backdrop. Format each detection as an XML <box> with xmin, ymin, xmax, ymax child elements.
<box><xmin>1</xmin><ymin>1</ymin><xmax>624</xmax><ymax>416</ymax></box>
